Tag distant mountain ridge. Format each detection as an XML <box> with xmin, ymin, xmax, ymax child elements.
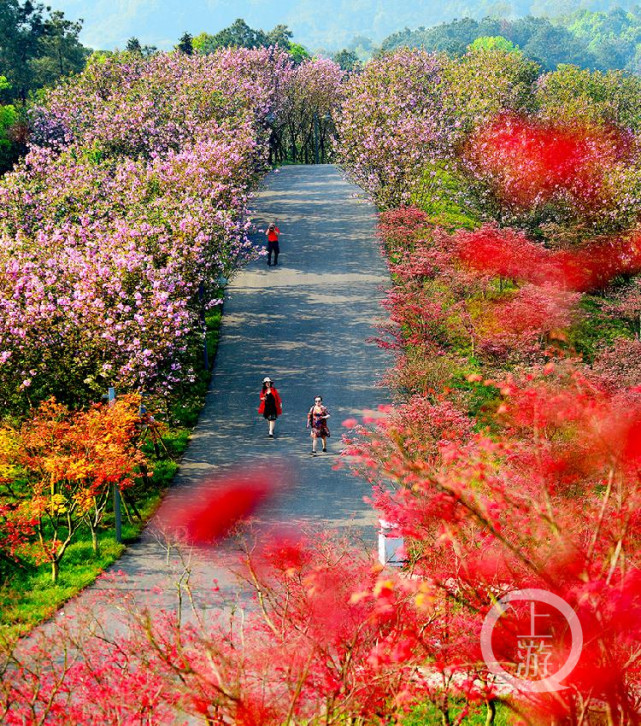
<box><xmin>53</xmin><ymin>0</ymin><xmax>641</xmax><ymax>52</ymax></box>
<box><xmin>381</xmin><ymin>9</ymin><xmax>641</xmax><ymax>72</ymax></box>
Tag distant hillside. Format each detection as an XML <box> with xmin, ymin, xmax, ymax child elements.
<box><xmin>50</xmin><ymin>0</ymin><xmax>641</xmax><ymax>53</ymax></box>
<box><xmin>381</xmin><ymin>8</ymin><xmax>641</xmax><ymax>72</ymax></box>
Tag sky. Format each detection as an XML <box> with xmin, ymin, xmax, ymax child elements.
<box><xmin>51</xmin><ymin>0</ymin><xmax>638</xmax><ymax>53</ymax></box>
<box><xmin>50</xmin><ymin>0</ymin><xmax>335</xmax><ymax>51</ymax></box>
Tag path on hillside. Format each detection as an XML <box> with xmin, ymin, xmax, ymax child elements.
<box><xmin>58</xmin><ymin>165</ymin><xmax>393</xmax><ymax>622</ymax></box>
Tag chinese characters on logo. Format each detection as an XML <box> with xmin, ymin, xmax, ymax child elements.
<box><xmin>480</xmin><ymin>588</ymin><xmax>583</xmax><ymax>693</ymax></box>
<box><xmin>516</xmin><ymin>601</ymin><xmax>553</xmax><ymax>679</ymax></box>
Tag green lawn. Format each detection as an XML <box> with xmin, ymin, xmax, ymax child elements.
<box><xmin>404</xmin><ymin>698</ymin><xmax>518</xmax><ymax>725</ymax></box>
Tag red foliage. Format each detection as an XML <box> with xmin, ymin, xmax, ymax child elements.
<box><xmin>351</xmin><ymin>368</ymin><xmax>641</xmax><ymax>720</ymax></box>
<box><xmin>1</xmin><ymin>612</ymin><xmax>178</xmax><ymax>725</ymax></box>
<box><xmin>354</xmin><ymin>202</ymin><xmax>641</xmax><ymax>719</ymax></box>
<box><xmin>155</xmin><ymin>464</ymin><xmax>290</xmax><ymax>545</ymax></box>
<box><xmin>456</xmin><ymin>225</ymin><xmax>641</xmax><ymax>293</ymax></box>
<box><xmin>475</xmin><ymin>284</ymin><xmax>580</xmax><ymax>359</ymax></box>
<box><xmin>345</xmin><ymin>114</ymin><xmax>641</xmax><ymax>722</ymax></box>
<box><xmin>0</xmin><ymin>502</ymin><xmax>35</xmax><ymax>565</ymax></box>
<box><xmin>466</xmin><ymin>113</ymin><xmax>630</xmax><ymax>210</ymax></box>
<box><xmin>378</xmin><ymin>206</ymin><xmax>430</xmax><ymax>254</ymax></box>
<box><xmin>0</xmin><ymin>535</ymin><xmax>493</xmax><ymax>725</ymax></box>
<box><xmin>341</xmin><ymin>417</ymin><xmax>359</xmax><ymax>428</ymax></box>
<box><xmin>456</xmin><ymin>225</ymin><xmax>545</xmax><ymax>280</ymax></box>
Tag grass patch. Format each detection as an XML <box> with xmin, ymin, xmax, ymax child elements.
<box><xmin>404</xmin><ymin>699</ymin><xmax>515</xmax><ymax>725</ymax></box>
<box><xmin>0</xmin><ymin>537</ymin><xmax>125</xmax><ymax>641</ymax></box>
<box><xmin>0</xmin><ymin>307</ymin><xmax>223</xmax><ymax>641</ymax></box>
<box><xmin>569</xmin><ymin>293</ymin><xmax>631</xmax><ymax>361</ymax></box>
<box><xmin>170</xmin><ymin>308</ymin><xmax>222</xmax><ymax>428</ymax></box>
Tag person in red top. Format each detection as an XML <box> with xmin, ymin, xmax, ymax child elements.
<box><xmin>265</xmin><ymin>222</ymin><xmax>280</xmax><ymax>266</ymax></box>
<box><xmin>258</xmin><ymin>376</ymin><xmax>282</xmax><ymax>437</ymax></box>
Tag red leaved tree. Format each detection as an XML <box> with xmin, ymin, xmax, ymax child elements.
<box><xmin>465</xmin><ymin>113</ymin><xmax>632</xmax><ymax>220</ymax></box>
<box><xmin>346</xmin><ymin>366</ymin><xmax>641</xmax><ymax>724</ymax></box>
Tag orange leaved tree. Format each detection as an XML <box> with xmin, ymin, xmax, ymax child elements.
<box><xmin>15</xmin><ymin>395</ymin><xmax>147</xmax><ymax>581</ymax></box>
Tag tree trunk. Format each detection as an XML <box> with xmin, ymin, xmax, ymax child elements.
<box><xmin>123</xmin><ymin>490</ymin><xmax>142</xmax><ymax>521</ymax></box>
<box><xmin>485</xmin><ymin>700</ymin><xmax>496</xmax><ymax>726</ymax></box>
<box><xmin>91</xmin><ymin>527</ymin><xmax>99</xmax><ymax>555</ymax></box>
<box><xmin>51</xmin><ymin>559</ymin><xmax>59</xmax><ymax>583</ymax></box>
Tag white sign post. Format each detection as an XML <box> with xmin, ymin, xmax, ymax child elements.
<box><xmin>378</xmin><ymin>519</ymin><xmax>405</xmax><ymax>567</ymax></box>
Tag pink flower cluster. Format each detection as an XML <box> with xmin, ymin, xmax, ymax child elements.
<box><xmin>0</xmin><ymin>49</ymin><xmax>298</xmax><ymax>408</ymax></box>
<box><xmin>336</xmin><ymin>49</ymin><xmax>451</xmax><ymax>209</ymax></box>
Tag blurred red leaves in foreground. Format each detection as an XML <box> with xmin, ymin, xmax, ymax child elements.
<box><xmin>466</xmin><ymin>113</ymin><xmax>631</xmax><ymax>209</ymax></box>
<box><xmin>154</xmin><ymin>463</ymin><xmax>292</xmax><ymax>545</ymax></box>
<box><xmin>1</xmin><ymin>535</ymin><xmax>461</xmax><ymax>726</ymax></box>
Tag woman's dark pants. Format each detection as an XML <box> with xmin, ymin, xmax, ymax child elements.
<box><xmin>267</xmin><ymin>241</ymin><xmax>280</xmax><ymax>265</ymax></box>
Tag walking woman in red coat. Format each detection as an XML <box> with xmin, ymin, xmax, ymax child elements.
<box><xmin>258</xmin><ymin>376</ymin><xmax>282</xmax><ymax>437</ymax></box>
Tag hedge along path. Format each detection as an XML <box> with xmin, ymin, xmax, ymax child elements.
<box><xmin>44</xmin><ymin>164</ymin><xmax>394</xmax><ymax>627</ymax></box>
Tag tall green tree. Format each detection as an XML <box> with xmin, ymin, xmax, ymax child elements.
<box><xmin>288</xmin><ymin>42</ymin><xmax>310</xmax><ymax>65</ymax></box>
<box><xmin>192</xmin><ymin>20</ymin><xmax>296</xmax><ymax>54</ymax></box>
<box><xmin>0</xmin><ymin>0</ymin><xmax>88</xmax><ymax>104</ymax></box>
<box><xmin>192</xmin><ymin>31</ymin><xmax>216</xmax><ymax>54</ymax></box>
<box><xmin>0</xmin><ymin>76</ymin><xmax>21</xmax><ymax>173</ymax></box>
<box><xmin>175</xmin><ymin>32</ymin><xmax>194</xmax><ymax>55</ymax></box>
<box><xmin>333</xmin><ymin>49</ymin><xmax>359</xmax><ymax>71</ymax></box>
<box><xmin>126</xmin><ymin>37</ymin><xmax>142</xmax><ymax>54</ymax></box>
<box><xmin>211</xmin><ymin>19</ymin><xmax>267</xmax><ymax>49</ymax></box>
<box><xmin>0</xmin><ymin>0</ymin><xmax>48</xmax><ymax>102</ymax></box>
<box><xmin>265</xmin><ymin>23</ymin><xmax>292</xmax><ymax>48</ymax></box>
<box><xmin>31</xmin><ymin>11</ymin><xmax>89</xmax><ymax>88</ymax></box>
<box><xmin>125</xmin><ymin>37</ymin><xmax>157</xmax><ymax>57</ymax></box>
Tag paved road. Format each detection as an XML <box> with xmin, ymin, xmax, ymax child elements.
<box><xmin>57</xmin><ymin>165</ymin><xmax>393</xmax><ymax>620</ymax></box>
<box><xmin>176</xmin><ymin>165</ymin><xmax>391</xmax><ymax>526</ymax></box>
